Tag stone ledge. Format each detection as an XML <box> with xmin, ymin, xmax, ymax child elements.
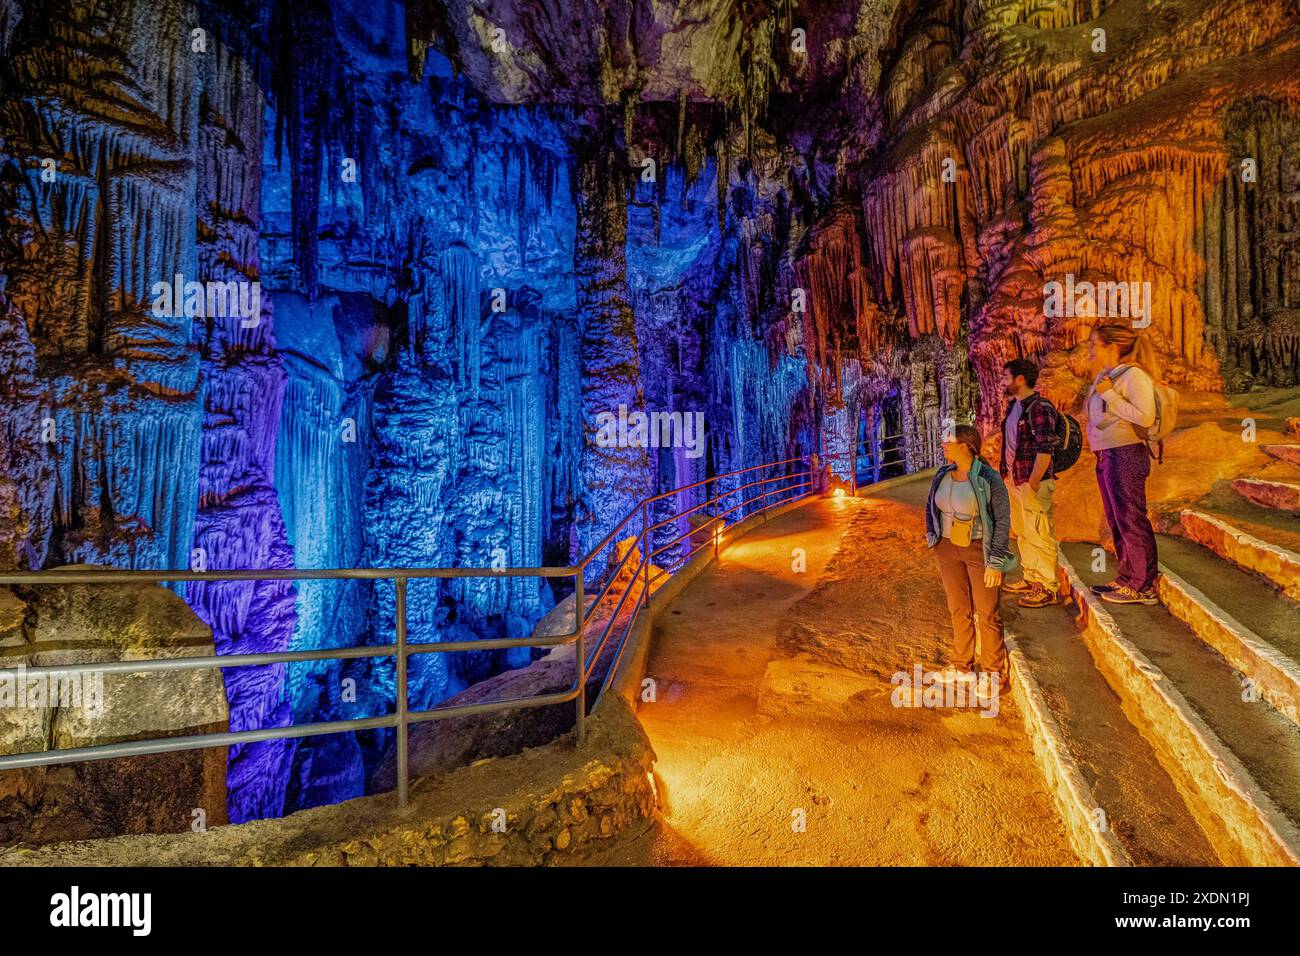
<box><xmin>1157</xmin><ymin>566</ymin><xmax>1300</xmax><ymax>728</ymax></box>
<box><xmin>1232</xmin><ymin>477</ymin><xmax>1300</xmax><ymax>513</ymax></box>
<box><xmin>1179</xmin><ymin>509</ymin><xmax>1300</xmax><ymax>599</ymax></box>
<box><xmin>0</xmin><ymin>692</ymin><xmax>654</xmax><ymax>867</ymax></box>
<box><xmin>1005</xmin><ymin>631</ymin><xmax>1131</xmax><ymax>867</ymax></box>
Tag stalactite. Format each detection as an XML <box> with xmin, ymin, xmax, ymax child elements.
<box><xmin>441</xmin><ymin>243</ymin><xmax>481</xmax><ymax>405</ymax></box>
<box><xmin>0</xmin><ymin>291</ymin><xmax>52</xmax><ymax>569</ymax></box>
<box><xmin>1214</xmin><ymin>98</ymin><xmax>1300</xmax><ymax>385</ymax></box>
<box><xmin>795</xmin><ymin>206</ymin><xmax>874</xmax><ymax>401</ymax></box>
<box><xmin>271</xmin><ymin>0</ymin><xmax>353</xmax><ymax>301</ymax></box>
<box><xmin>861</xmin><ymin>0</ymin><xmax>1300</xmax><ymax>417</ymax></box>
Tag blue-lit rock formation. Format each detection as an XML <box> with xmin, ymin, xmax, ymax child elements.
<box><xmin>189</xmin><ymin>41</ymin><xmax>298</xmax><ymax>822</ymax></box>
<box><xmin>0</xmin><ymin>0</ymin><xmax>204</xmax><ymax>575</ymax></box>
<box><xmin>575</xmin><ymin>138</ymin><xmax>654</xmax><ymax>564</ymax></box>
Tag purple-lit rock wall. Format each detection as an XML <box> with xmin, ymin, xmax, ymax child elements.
<box><xmin>189</xmin><ymin>37</ymin><xmax>298</xmax><ymax>822</ymax></box>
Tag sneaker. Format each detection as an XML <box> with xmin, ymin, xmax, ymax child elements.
<box><xmin>935</xmin><ymin>665</ymin><xmax>978</xmax><ymax>684</ymax></box>
<box><xmin>1089</xmin><ymin>581</ymin><xmax>1119</xmax><ymax>595</ymax></box>
<box><xmin>1003</xmin><ymin>578</ymin><xmax>1034</xmax><ymax>594</ymax></box>
<box><xmin>973</xmin><ymin>674</ymin><xmax>1005</xmax><ymax>708</ymax></box>
<box><xmin>1018</xmin><ymin>584</ymin><xmax>1060</xmax><ymax>608</ymax></box>
<box><xmin>1101</xmin><ymin>584</ymin><xmax>1159</xmax><ymax>606</ymax></box>
<box><xmin>1138</xmin><ymin>586</ymin><xmax>1161</xmax><ymax>606</ymax></box>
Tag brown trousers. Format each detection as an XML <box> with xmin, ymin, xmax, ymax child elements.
<box><xmin>933</xmin><ymin>537</ymin><xmax>1007</xmax><ymax>678</ymax></box>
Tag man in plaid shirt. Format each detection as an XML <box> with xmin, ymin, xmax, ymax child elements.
<box><xmin>998</xmin><ymin>358</ymin><xmax>1061</xmax><ymax>607</ymax></box>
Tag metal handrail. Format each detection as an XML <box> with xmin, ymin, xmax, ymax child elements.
<box><xmin>585</xmin><ymin>464</ymin><xmax>814</xmax><ymax>680</ymax></box>
<box><xmin>822</xmin><ymin>431</ymin><xmax>907</xmax><ymax>496</ymax></box>
<box><xmin>586</xmin><ymin>469</ymin><xmax>817</xmax><ymax>705</ymax></box>
<box><xmin>0</xmin><ymin>452</ymin><xmax>824</xmax><ymax>811</ymax></box>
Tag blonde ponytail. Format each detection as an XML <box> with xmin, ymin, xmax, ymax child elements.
<box><xmin>1094</xmin><ymin>321</ymin><xmax>1160</xmax><ymax>380</ymax></box>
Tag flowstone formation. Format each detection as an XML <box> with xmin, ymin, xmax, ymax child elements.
<box><xmin>857</xmin><ymin>0</ymin><xmax>1300</xmax><ymax>419</ymax></box>
<box><xmin>1</xmin><ymin>0</ymin><xmax>1297</xmax><ymax>827</ymax></box>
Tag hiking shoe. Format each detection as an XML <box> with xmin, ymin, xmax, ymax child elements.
<box><xmin>1003</xmin><ymin>578</ymin><xmax>1034</xmax><ymax>594</ymax></box>
<box><xmin>1017</xmin><ymin>585</ymin><xmax>1060</xmax><ymax>608</ymax></box>
<box><xmin>1101</xmin><ymin>584</ymin><xmax>1159</xmax><ymax>606</ymax></box>
<box><xmin>935</xmin><ymin>665</ymin><xmax>978</xmax><ymax>685</ymax></box>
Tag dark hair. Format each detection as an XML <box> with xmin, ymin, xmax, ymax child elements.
<box><xmin>952</xmin><ymin>423</ymin><xmax>984</xmax><ymax>462</ymax></box>
<box><xmin>1004</xmin><ymin>358</ymin><xmax>1039</xmax><ymax>388</ymax></box>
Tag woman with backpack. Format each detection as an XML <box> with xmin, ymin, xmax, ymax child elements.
<box><xmin>1086</xmin><ymin>321</ymin><xmax>1161</xmax><ymax>606</ymax></box>
<box><xmin>925</xmin><ymin>423</ymin><xmax>1019</xmax><ymax>698</ymax></box>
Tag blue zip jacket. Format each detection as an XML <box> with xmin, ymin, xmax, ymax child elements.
<box><xmin>924</xmin><ymin>459</ymin><xmax>1019</xmax><ymax>573</ymax></box>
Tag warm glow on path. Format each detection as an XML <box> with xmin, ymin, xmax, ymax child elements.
<box><xmin>631</xmin><ymin>485</ymin><xmax>1078</xmax><ymax>866</ymax></box>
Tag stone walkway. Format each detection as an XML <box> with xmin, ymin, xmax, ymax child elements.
<box><xmin>589</xmin><ymin>481</ymin><xmax>1078</xmax><ymax>865</ymax></box>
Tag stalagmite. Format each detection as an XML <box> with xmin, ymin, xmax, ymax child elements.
<box><xmin>574</xmin><ymin>130</ymin><xmax>653</xmax><ymax>572</ymax></box>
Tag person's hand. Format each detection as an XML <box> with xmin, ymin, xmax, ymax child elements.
<box><xmin>1028</xmin><ymin>477</ymin><xmax>1041</xmax><ymax>493</ymax></box>
<box><xmin>984</xmin><ymin>568</ymin><xmax>1003</xmax><ymax>589</ymax></box>
<box><xmin>1096</xmin><ymin>376</ymin><xmax>1114</xmax><ymax>393</ymax></box>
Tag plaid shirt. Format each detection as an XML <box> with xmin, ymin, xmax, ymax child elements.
<box><xmin>999</xmin><ymin>393</ymin><xmax>1058</xmax><ymax>485</ymax></box>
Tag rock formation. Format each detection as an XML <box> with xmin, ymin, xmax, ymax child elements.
<box><xmin>0</xmin><ymin>572</ymin><xmax>228</xmax><ymax>845</ymax></box>
<box><xmin>1</xmin><ymin>0</ymin><xmax>1297</xmax><ymax>822</ymax></box>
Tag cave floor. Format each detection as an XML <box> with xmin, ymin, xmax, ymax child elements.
<box><xmin>583</xmin><ymin>484</ymin><xmax>1080</xmax><ymax>866</ymax></box>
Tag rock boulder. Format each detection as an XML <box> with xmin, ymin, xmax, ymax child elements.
<box><xmin>0</xmin><ymin>568</ymin><xmax>229</xmax><ymax>846</ymax></box>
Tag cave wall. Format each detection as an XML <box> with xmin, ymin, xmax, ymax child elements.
<box><xmin>0</xmin><ymin>0</ymin><xmax>203</xmax><ymax>575</ymax></box>
<box><xmin>2</xmin><ymin>0</ymin><xmax>1298</xmax><ymax>824</ymax></box>
<box><xmin>849</xmin><ymin>0</ymin><xmax>1300</xmax><ymax>427</ymax></box>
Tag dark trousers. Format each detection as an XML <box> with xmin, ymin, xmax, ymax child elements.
<box><xmin>1096</xmin><ymin>443</ymin><xmax>1158</xmax><ymax>591</ymax></box>
<box><xmin>933</xmin><ymin>537</ymin><xmax>1007</xmax><ymax>679</ymax></box>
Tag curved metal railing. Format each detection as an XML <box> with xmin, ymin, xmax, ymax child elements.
<box><xmin>0</xmin><ymin>448</ymin><xmax>901</xmax><ymax>811</ymax></box>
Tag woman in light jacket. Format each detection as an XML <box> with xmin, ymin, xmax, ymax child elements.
<box><xmin>1086</xmin><ymin>321</ymin><xmax>1160</xmax><ymax>605</ymax></box>
<box><xmin>925</xmin><ymin>423</ymin><xmax>1018</xmax><ymax>693</ymax></box>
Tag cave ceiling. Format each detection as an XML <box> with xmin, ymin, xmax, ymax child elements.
<box><xmin>413</xmin><ymin>0</ymin><xmax>903</xmax><ymax>107</ymax></box>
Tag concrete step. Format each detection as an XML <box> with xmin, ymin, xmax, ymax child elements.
<box><xmin>1185</xmin><ymin>483</ymin><xmax>1300</xmax><ymax>556</ymax></box>
<box><xmin>1156</xmin><ymin>534</ymin><xmax>1300</xmax><ymax>728</ymax></box>
<box><xmin>1060</xmin><ymin>542</ymin><xmax>1300</xmax><ymax>865</ymax></box>
<box><xmin>1177</xmin><ymin>508</ymin><xmax>1300</xmax><ymax>599</ymax></box>
<box><xmin>1232</xmin><ymin>477</ymin><xmax>1300</xmax><ymax>512</ymax></box>
<box><xmin>1263</xmin><ymin>444</ymin><xmax>1300</xmax><ymax>468</ymax></box>
<box><xmin>1004</xmin><ymin>600</ymin><xmax>1218</xmax><ymax>866</ymax></box>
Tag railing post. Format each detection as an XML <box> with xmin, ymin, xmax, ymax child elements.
<box><xmin>395</xmin><ymin>576</ymin><xmax>409</xmax><ymax>808</ymax></box>
<box><xmin>574</xmin><ymin>566</ymin><xmax>586</xmax><ymax>746</ymax></box>
<box><xmin>641</xmin><ymin>500</ymin><xmax>650</xmax><ymax>612</ymax></box>
<box><xmin>872</xmin><ymin>420</ymin><xmax>882</xmax><ymax>484</ymax></box>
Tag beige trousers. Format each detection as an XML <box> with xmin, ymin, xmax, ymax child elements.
<box><xmin>1008</xmin><ymin>478</ymin><xmax>1059</xmax><ymax>592</ymax></box>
